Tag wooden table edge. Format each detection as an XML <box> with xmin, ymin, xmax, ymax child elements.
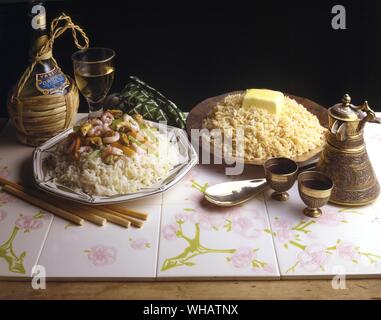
<box><xmin>0</xmin><ymin>279</ymin><xmax>380</xmax><ymax>300</ymax></box>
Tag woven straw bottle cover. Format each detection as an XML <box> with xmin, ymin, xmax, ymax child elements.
<box><xmin>8</xmin><ymin>13</ymin><xmax>90</xmax><ymax>146</ymax></box>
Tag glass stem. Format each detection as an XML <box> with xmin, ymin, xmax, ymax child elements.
<box><xmin>88</xmin><ymin>100</ymin><xmax>103</xmax><ymax>118</ymax></box>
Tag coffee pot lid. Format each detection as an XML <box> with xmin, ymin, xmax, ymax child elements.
<box><xmin>329</xmin><ymin>94</ymin><xmax>366</xmax><ymax>122</ymax></box>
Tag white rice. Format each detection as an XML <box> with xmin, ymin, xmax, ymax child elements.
<box><xmin>49</xmin><ymin>132</ymin><xmax>180</xmax><ymax>196</ymax></box>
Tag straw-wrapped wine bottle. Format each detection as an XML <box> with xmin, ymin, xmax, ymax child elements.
<box><xmin>7</xmin><ymin>1</ymin><xmax>89</xmax><ymax>146</ymax></box>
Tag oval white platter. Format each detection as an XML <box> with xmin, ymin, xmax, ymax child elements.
<box><xmin>33</xmin><ymin>121</ymin><xmax>198</xmax><ymax>205</ymax></box>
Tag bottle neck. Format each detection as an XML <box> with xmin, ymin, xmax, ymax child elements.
<box><xmin>29</xmin><ymin>1</ymin><xmax>52</xmax><ymax>60</ymax></box>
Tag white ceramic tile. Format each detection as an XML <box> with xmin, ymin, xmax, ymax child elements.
<box><xmin>265</xmin><ymin>185</ymin><xmax>381</xmax><ymax>278</ymax></box>
<box><xmin>364</xmin><ymin>122</ymin><xmax>381</xmax><ymax>176</ymax></box>
<box><xmin>0</xmin><ymin>192</ymin><xmax>53</xmax><ymax>278</ymax></box>
<box><xmin>364</xmin><ymin>120</ymin><xmax>381</xmax><ymax>146</ymax></box>
<box><xmin>0</xmin><ymin>122</ymin><xmax>35</xmax><ymax>185</ymax></box>
<box><xmin>158</xmin><ymin>190</ymin><xmax>280</xmax><ymax>279</ymax></box>
<box><xmin>116</xmin><ymin>193</ymin><xmax>163</xmax><ymax>206</ymax></box>
<box><xmin>37</xmin><ymin>204</ymin><xmax>161</xmax><ymax>279</ymax></box>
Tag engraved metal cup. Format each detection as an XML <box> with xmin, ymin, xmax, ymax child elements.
<box><xmin>264</xmin><ymin>157</ymin><xmax>298</xmax><ymax>201</ymax></box>
<box><xmin>298</xmin><ymin>171</ymin><xmax>333</xmax><ymax>218</ymax></box>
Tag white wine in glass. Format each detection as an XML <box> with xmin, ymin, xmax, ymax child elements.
<box><xmin>72</xmin><ymin>47</ymin><xmax>115</xmax><ymax>117</ymax></box>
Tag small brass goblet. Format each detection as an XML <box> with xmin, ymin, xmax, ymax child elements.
<box><xmin>264</xmin><ymin>157</ymin><xmax>298</xmax><ymax>201</ymax></box>
<box><xmin>298</xmin><ymin>171</ymin><xmax>334</xmax><ymax>218</ymax></box>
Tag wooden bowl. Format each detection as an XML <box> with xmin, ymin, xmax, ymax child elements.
<box><xmin>186</xmin><ymin>91</ymin><xmax>328</xmax><ymax>166</ymax></box>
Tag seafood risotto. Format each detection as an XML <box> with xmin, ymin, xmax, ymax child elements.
<box><xmin>46</xmin><ymin>110</ymin><xmax>180</xmax><ymax>196</ymax></box>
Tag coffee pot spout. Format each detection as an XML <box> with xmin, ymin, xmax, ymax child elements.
<box><xmin>358</xmin><ymin>101</ymin><xmax>380</xmax><ymax>131</ymax></box>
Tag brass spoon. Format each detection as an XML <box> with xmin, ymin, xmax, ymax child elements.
<box><xmin>204</xmin><ymin>162</ymin><xmax>317</xmax><ymax>207</ymax></box>
<box><xmin>204</xmin><ymin>178</ymin><xmax>269</xmax><ymax>207</ymax></box>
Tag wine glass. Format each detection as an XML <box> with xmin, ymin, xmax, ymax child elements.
<box><xmin>72</xmin><ymin>47</ymin><xmax>115</xmax><ymax>117</ymax></box>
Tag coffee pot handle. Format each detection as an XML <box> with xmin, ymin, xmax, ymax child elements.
<box><xmin>331</xmin><ymin>120</ymin><xmax>347</xmax><ymax>141</ymax></box>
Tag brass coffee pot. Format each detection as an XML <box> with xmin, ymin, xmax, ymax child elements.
<box><xmin>316</xmin><ymin>94</ymin><xmax>380</xmax><ymax>206</ymax></box>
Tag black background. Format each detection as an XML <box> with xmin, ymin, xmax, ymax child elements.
<box><xmin>1</xmin><ymin>0</ymin><xmax>381</xmax><ymax>117</ymax></box>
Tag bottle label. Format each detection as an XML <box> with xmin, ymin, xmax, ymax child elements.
<box><xmin>35</xmin><ymin>67</ymin><xmax>69</xmax><ymax>95</ymax></box>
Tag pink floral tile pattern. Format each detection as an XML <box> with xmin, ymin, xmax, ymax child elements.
<box><xmin>158</xmin><ymin>182</ymin><xmax>280</xmax><ymax>279</ymax></box>
<box><xmin>265</xmin><ymin>185</ymin><xmax>381</xmax><ymax>278</ymax></box>
<box><xmin>85</xmin><ymin>245</ymin><xmax>118</xmax><ymax>267</ymax></box>
<box><xmin>0</xmin><ymin>195</ymin><xmax>53</xmax><ymax>277</ymax></box>
<box><xmin>265</xmin><ymin>121</ymin><xmax>381</xmax><ymax>279</ymax></box>
<box><xmin>129</xmin><ymin>238</ymin><xmax>151</xmax><ymax>250</ymax></box>
<box><xmin>15</xmin><ymin>214</ymin><xmax>44</xmax><ymax>232</ymax></box>
<box><xmin>159</xmin><ymin>162</ymin><xmax>279</xmax><ymax>279</ymax></box>
<box><xmin>0</xmin><ymin>209</ymin><xmax>7</xmax><ymax>223</ymax></box>
<box><xmin>37</xmin><ymin>204</ymin><xmax>161</xmax><ymax>279</ymax></box>
<box><xmin>0</xmin><ymin>192</ymin><xmax>17</xmax><ymax>206</ymax></box>
<box><xmin>0</xmin><ymin>164</ymin><xmax>10</xmax><ymax>179</ymax></box>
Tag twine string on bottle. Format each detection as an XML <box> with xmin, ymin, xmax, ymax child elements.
<box><xmin>15</xmin><ymin>13</ymin><xmax>90</xmax><ymax>98</ymax></box>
